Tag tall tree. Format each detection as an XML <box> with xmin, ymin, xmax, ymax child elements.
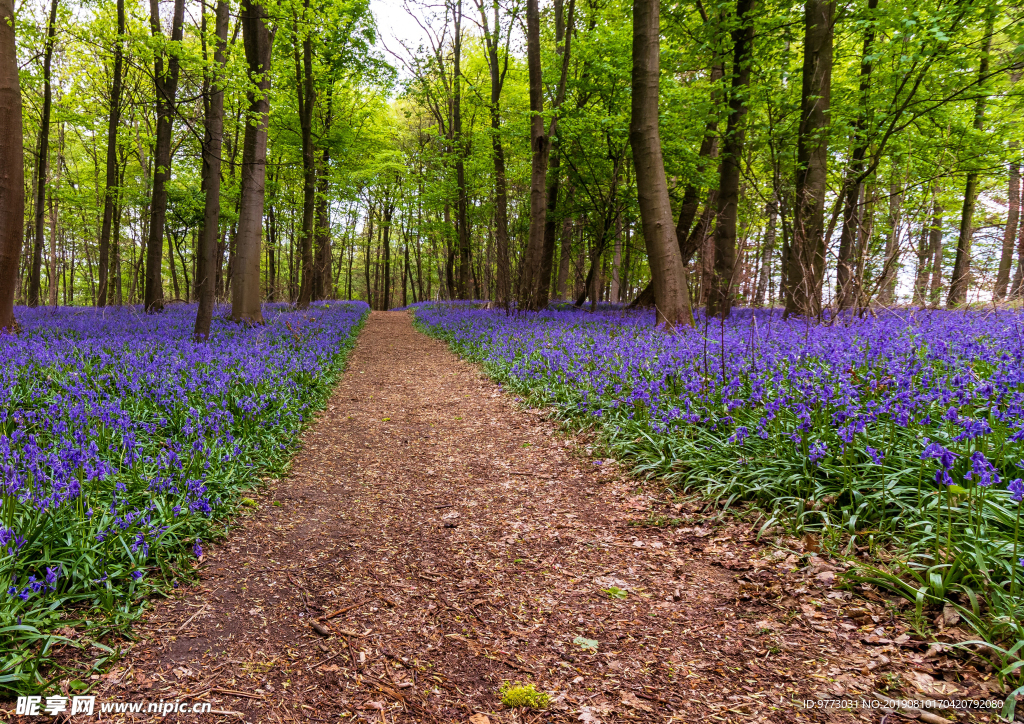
<box><xmin>143</xmin><ymin>0</ymin><xmax>186</xmax><ymax>312</ymax></box>
<box><xmin>516</xmin><ymin>0</ymin><xmax>549</xmax><ymax>310</ymax></box>
<box><xmin>27</xmin><ymin>0</ymin><xmax>60</xmax><ymax>307</ymax></box>
<box><xmin>0</xmin><ymin>0</ymin><xmax>23</xmax><ymax>331</ymax></box>
<box><xmin>835</xmin><ymin>0</ymin><xmax>877</xmax><ymax>310</ymax></box>
<box><xmin>232</xmin><ymin>0</ymin><xmax>275</xmax><ymax>324</ymax></box>
<box><xmin>312</xmin><ymin>86</ymin><xmax>334</xmax><ymax>301</ymax></box>
<box><xmin>96</xmin><ymin>0</ymin><xmax>125</xmax><ymax>308</ymax></box>
<box><xmin>475</xmin><ymin>0</ymin><xmax>514</xmax><ymax>307</ymax></box>
<box><xmin>707</xmin><ymin>0</ymin><xmax>755</xmax><ymax>318</ymax></box>
<box><xmin>947</xmin><ymin>8</ymin><xmax>995</xmax><ymax>308</ymax></box>
<box><xmin>785</xmin><ymin>0</ymin><xmax>833</xmax><ymax>318</ymax></box>
<box><xmin>294</xmin><ymin>5</ymin><xmax>316</xmax><ymax>310</ymax></box>
<box><xmin>195</xmin><ymin>0</ymin><xmax>229</xmax><ymax>340</ymax></box>
<box><xmin>534</xmin><ymin>0</ymin><xmax>575</xmax><ymax>311</ymax></box>
<box><xmin>629</xmin><ymin>0</ymin><xmax>692</xmax><ymax>328</ymax></box>
<box><xmin>452</xmin><ymin>0</ymin><xmax>471</xmax><ymax>299</ymax></box>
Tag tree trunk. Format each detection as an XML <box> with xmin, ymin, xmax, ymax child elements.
<box><xmin>517</xmin><ymin>0</ymin><xmax>549</xmax><ymax>310</ymax></box>
<box><xmin>947</xmin><ymin>8</ymin><xmax>995</xmax><ymax>308</ymax></box>
<box><xmin>995</xmin><ymin>147</ymin><xmax>1019</xmax><ymax>300</ymax></box>
<box><xmin>477</xmin><ymin>0</ymin><xmax>512</xmax><ymax>307</ymax></box>
<box><xmin>785</xmin><ymin>0</ymin><xmax>833</xmax><ymax>318</ymax></box>
<box><xmin>452</xmin><ymin>0</ymin><xmax>471</xmax><ymax>299</ymax></box>
<box><xmin>754</xmin><ymin>199</ymin><xmax>777</xmax><ymax>306</ymax></box>
<box><xmin>629</xmin><ymin>0</ymin><xmax>692</xmax><ymax>328</ymax></box>
<box><xmin>313</xmin><ymin>87</ymin><xmax>334</xmax><ymax>300</ymax></box>
<box><xmin>535</xmin><ymin>0</ymin><xmax>576</xmax><ymax>311</ymax></box>
<box><xmin>877</xmin><ymin>180</ymin><xmax>902</xmax><ymax>304</ymax></box>
<box><xmin>232</xmin><ymin>0</ymin><xmax>274</xmax><ymax>323</ymax></box>
<box><xmin>928</xmin><ymin>201</ymin><xmax>944</xmax><ymax>307</ymax></box>
<box><xmin>195</xmin><ymin>0</ymin><xmax>228</xmax><ymax>340</ymax></box>
<box><xmin>28</xmin><ymin>0</ymin><xmax>59</xmax><ymax>308</ymax></box>
<box><xmin>143</xmin><ymin>0</ymin><xmax>185</xmax><ymax>312</ymax></box>
<box><xmin>556</xmin><ymin>216</ymin><xmax>572</xmax><ymax>299</ymax></box>
<box><xmin>0</xmin><ymin>0</ymin><xmax>23</xmax><ymax>331</ymax></box>
<box><xmin>295</xmin><ymin>12</ymin><xmax>316</xmax><ymax>310</ymax></box>
<box><xmin>835</xmin><ymin>0</ymin><xmax>876</xmax><ymax>310</ymax></box>
<box><xmin>382</xmin><ymin>202</ymin><xmax>394</xmax><ymax>309</ymax></box>
<box><xmin>707</xmin><ymin>0</ymin><xmax>755</xmax><ymax>319</ymax></box>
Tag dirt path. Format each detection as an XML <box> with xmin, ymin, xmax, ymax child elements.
<box><xmin>47</xmin><ymin>312</ymin><xmax>996</xmax><ymax>723</ymax></box>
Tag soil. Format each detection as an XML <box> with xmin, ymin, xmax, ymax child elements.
<box><xmin>11</xmin><ymin>312</ymin><xmax>1009</xmax><ymax>723</ymax></box>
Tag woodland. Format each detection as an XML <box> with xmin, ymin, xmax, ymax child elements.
<box><xmin>0</xmin><ymin>0</ymin><xmax>1021</xmax><ymax>323</ymax></box>
<box><xmin>2</xmin><ymin>0</ymin><xmax>1024</xmax><ymax>715</ymax></box>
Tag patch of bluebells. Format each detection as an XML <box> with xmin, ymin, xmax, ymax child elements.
<box><xmin>0</xmin><ymin>301</ymin><xmax>367</xmax><ymax>623</ymax></box>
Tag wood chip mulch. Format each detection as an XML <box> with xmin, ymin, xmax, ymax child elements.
<box><xmin>14</xmin><ymin>311</ymin><xmax>1010</xmax><ymax>723</ymax></box>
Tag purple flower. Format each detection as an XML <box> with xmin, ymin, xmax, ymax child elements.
<box><xmin>193</xmin><ymin>539</ymin><xmax>203</xmax><ymax>558</ymax></box>
<box><xmin>865</xmin><ymin>446</ymin><xmax>884</xmax><ymax>465</ymax></box>
<box><xmin>1008</xmin><ymin>479</ymin><xmax>1024</xmax><ymax>503</ymax></box>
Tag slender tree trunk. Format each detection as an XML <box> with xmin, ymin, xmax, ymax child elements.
<box><xmin>928</xmin><ymin>201</ymin><xmax>944</xmax><ymax>306</ymax></box>
<box><xmin>785</xmin><ymin>0</ymin><xmax>833</xmax><ymax>318</ymax></box>
<box><xmin>477</xmin><ymin>0</ymin><xmax>512</xmax><ymax>307</ymax></box>
<box><xmin>535</xmin><ymin>0</ymin><xmax>576</xmax><ymax>310</ymax></box>
<box><xmin>195</xmin><ymin>0</ymin><xmax>228</xmax><ymax>340</ymax></box>
<box><xmin>995</xmin><ymin>148</ymin><xmax>1020</xmax><ymax>300</ymax></box>
<box><xmin>754</xmin><ymin>199</ymin><xmax>777</xmax><ymax>306</ymax></box>
<box><xmin>707</xmin><ymin>0</ymin><xmax>755</xmax><ymax>319</ymax></box>
<box><xmin>517</xmin><ymin>0</ymin><xmax>549</xmax><ymax>309</ymax></box>
<box><xmin>947</xmin><ymin>8</ymin><xmax>995</xmax><ymax>308</ymax></box>
<box><xmin>143</xmin><ymin>0</ymin><xmax>185</xmax><ymax>312</ymax></box>
<box><xmin>836</xmin><ymin>0</ymin><xmax>876</xmax><ymax>310</ymax></box>
<box><xmin>295</xmin><ymin>11</ymin><xmax>316</xmax><ymax>309</ymax></box>
<box><xmin>877</xmin><ymin>180</ymin><xmax>902</xmax><ymax>304</ymax></box>
<box><xmin>629</xmin><ymin>0</ymin><xmax>692</xmax><ymax>327</ymax></box>
<box><xmin>47</xmin><ymin>123</ymin><xmax>62</xmax><ymax>307</ymax></box>
<box><xmin>611</xmin><ymin>214</ymin><xmax>622</xmax><ymax>302</ymax></box>
<box><xmin>28</xmin><ymin>0</ymin><xmax>59</xmax><ymax>307</ymax></box>
<box><xmin>313</xmin><ymin>87</ymin><xmax>334</xmax><ymax>300</ymax></box>
<box><xmin>232</xmin><ymin>0</ymin><xmax>274</xmax><ymax>323</ymax></box>
<box><xmin>556</xmin><ymin>217</ymin><xmax>572</xmax><ymax>299</ymax></box>
<box><xmin>382</xmin><ymin>202</ymin><xmax>394</xmax><ymax>309</ymax></box>
<box><xmin>452</xmin><ymin>0</ymin><xmax>471</xmax><ymax>299</ymax></box>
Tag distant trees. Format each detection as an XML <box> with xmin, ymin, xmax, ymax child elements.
<box><xmin>0</xmin><ymin>0</ymin><xmax>1021</xmax><ymax>327</ymax></box>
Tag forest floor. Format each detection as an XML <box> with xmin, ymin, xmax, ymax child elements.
<box><xmin>19</xmin><ymin>311</ymin><xmax>1008</xmax><ymax>723</ymax></box>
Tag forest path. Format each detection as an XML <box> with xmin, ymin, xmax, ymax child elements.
<box><xmin>84</xmin><ymin>312</ymin><xmax>919</xmax><ymax>723</ymax></box>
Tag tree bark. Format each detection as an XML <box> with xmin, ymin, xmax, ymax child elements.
<box><xmin>295</xmin><ymin>9</ymin><xmax>316</xmax><ymax>309</ymax></box>
<box><xmin>232</xmin><ymin>0</ymin><xmax>274</xmax><ymax>324</ymax></box>
<box><xmin>535</xmin><ymin>0</ymin><xmax>576</xmax><ymax>311</ymax></box>
<box><xmin>785</xmin><ymin>0</ymin><xmax>833</xmax><ymax>318</ymax></box>
<box><xmin>947</xmin><ymin>8</ymin><xmax>995</xmax><ymax>308</ymax></box>
<box><xmin>143</xmin><ymin>0</ymin><xmax>185</xmax><ymax>312</ymax></box>
<box><xmin>195</xmin><ymin>0</ymin><xmax>228</xmax><ymax>340</ymax></box>
<box><xmin>517</xmin><ymin>0</ymin><xmax>549</xmax><ymax>310</ymax></box>
<box><xmin>0</xmin><ymin>0</ymin><xmax>22</xmax><ymax>331</ymax></box>
<box><xmin>629</xmin><ymin>0</ymin><xmax>692</xmax><ymax>328</ymax></box>
<box><xmin>877</xmin><ymin>180</ymin><xmax>902</xmax><ymax>304</ymax></box>
<box><xmin>928</xmin><ymin>201</ymin><xmax>944</xmax><ymax>306</ymax></box>
<box><xmin>995</xmin><ymin>148</ymin><xmax>1019</xmax><ymax>300</ymax></box>
<box><xmin>707</xmin><ymin>0</ymin><xmax>755</xmax><ymax>319</ymax></box>
<box><xmin>835</xmin><ymin>0</ymin><xmax>876</xmax><ymax>310</ymax></box>
<box><xmin>28</xmin><ymin>0</ymin><xmax>59</xmax><ymax>308</ymax></box>
<box><xmin>452</xmin><ymin>0</ymin><xmax>471</xmax><ymax>299</ymax></box>
<box><xmin>476</xmin><ymin>0</ymin><xmax>513</xmax><ymax>307</ymax></box>
<box><xmin>313</xmin><ymin>87</ymin><xmax>334</xmax><ymax>300</ymax></box>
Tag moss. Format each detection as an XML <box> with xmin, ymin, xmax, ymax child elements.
<box><xmin>499</xmin><ymin>682</ymin><xmax>550</xmax><ymax>709</ymax></box>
